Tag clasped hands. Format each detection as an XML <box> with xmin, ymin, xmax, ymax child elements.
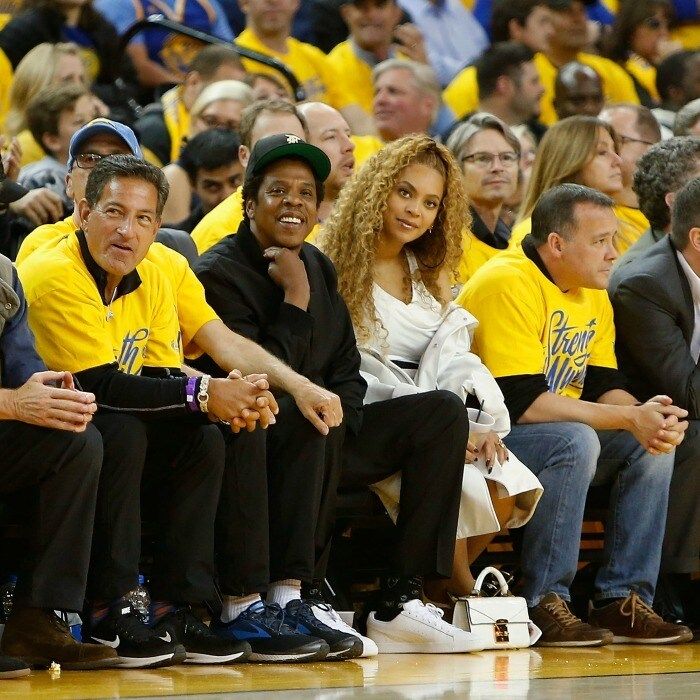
<box><xmin>207</xmin><ymin>370</ymin><xmax>278</xmax><ymax>433</ymax></box>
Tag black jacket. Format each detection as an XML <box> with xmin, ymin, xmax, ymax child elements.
<box><xmin>194</xmin><ymin>221</ymin><xmax>366</xmax><ymax>434</ymax></box>
<box><xmin>609</xmin><ymin>235</ymin><xmax>700</xmax><ymax>416</ymax></box>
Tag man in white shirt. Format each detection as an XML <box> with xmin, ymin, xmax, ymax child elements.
<box><xmin>610</xmin><ymin>177</ymin><xmax>700</xmax><ymax>634</ymax></box>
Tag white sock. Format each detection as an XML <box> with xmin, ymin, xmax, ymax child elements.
<box><xmin>221</xmin><ymin>593</ymin><xmax>261</xmax><ymax>623</ymax></box>
<box><xmin>267</xmin><ymin>579</ymin><xmax>301</xmax><ymax>608</ymax></box>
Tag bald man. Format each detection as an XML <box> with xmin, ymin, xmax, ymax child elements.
<box><xmin>298</xmin><ymin>102</ymin><xmax>356</xmax><ymax>222</ymax></box>
<box><xmin>553</xmin><ymin>62</ymin><xmax>604</xmax><ymax>120</ymax></box>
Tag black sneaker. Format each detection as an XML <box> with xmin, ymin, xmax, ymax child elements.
<box><xmin>153</xmin><ymin>606</ymin><xmax>251</xmax><ymax>664</ymax></box>
<box><xmin>210</xmin><ymin>601</ymin><xmax>329</xmax><ymax>663</ymax></box>
<box><xmin>285</xmin><ymin>599</ymin><xmax>363</xmax><ymax>660</ymax></box>
<box><xmin>85</xmin><ymin>603</ymin><xmax>179</xmax><ymax>668</ymax></box>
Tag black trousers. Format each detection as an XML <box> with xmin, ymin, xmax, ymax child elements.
<box><xmin>89</xmin><ymin>414</ymin><xmax>225</xmax><ymax>603</ymax></box>
<box><xmin>341</xmin><ymin>390</ymin><xmax>468</xmax><ymax>579</ymax></box>
<box><xmin>0</xmin><ymin>422</ymin><xmax>102</xmax><ymax>612</ymax></box>
<box><xmin>217</xmin><ymin>395</ymin><xmax>344</xmax><ymax>595</ymax></box>
<box><xmin>662</xmin><ymin>420</ymin><xmax>700</xmax><ymax>573</ymax></box>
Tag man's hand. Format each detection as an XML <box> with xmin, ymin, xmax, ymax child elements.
<box><xmin>290</xmin><ymin>380</ymin><xmax>343</xmax><ymax>435</ymax></box>
<box><xmin>207</xmin><ymin>373</ymin><xmax>276</xmax><ymax>433</ymax></box>
<box><xmin>9</xmin><ymin>188</ymin><xmax>63</xmax><ymax>226</ymax></box>
<box><xmin>263</xmin><ymin>247</ymin><xmax>310</xmax><ymax>310</ymax></box>
<box><xmin>628</xmin><ymin>396</ymin><xmax>688</xmax><ymax>454</ymax></box>
<box><xmin>393</xmin><ymin>23</ymin><xmax>428</xmax><ymax>64</ymax></box>
<box><xmin>12</xmin><ymin>371</ymin><xmax>97</xmax><ymax>432</ymax></box>
<box><xmin>0</xmin><ymin>136</ymin><xmax>21</xmax><ymax>182</ymax></box>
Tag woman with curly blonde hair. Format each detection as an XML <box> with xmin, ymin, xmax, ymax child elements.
<box><xmin>320</xmin><ymin>134</ymin><xmax>542</xmax><ymax>604</ymax></box>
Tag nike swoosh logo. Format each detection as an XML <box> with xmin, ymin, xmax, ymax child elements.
<box><xmin>159</xmin><ymin>632</ymin><xmax>172</xmax><ymax>642</ymax></box>
<box><xmin>92</xmin><ymin>635</ymin><xmax>120</xmax><ymax>648</ymax></box>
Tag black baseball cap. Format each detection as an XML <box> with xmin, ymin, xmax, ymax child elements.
<box><xmin>245</xmin><ymin>133</ymin><xmax>331</xmax><ymax>184</ymax></box>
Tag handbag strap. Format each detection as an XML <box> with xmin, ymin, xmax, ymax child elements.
<box><xmin>473</xmin><ymin>566</ymin><xmax>510</xmax><ymax>596</ymax></box>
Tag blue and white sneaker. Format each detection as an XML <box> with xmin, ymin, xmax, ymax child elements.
<box><xmin>285</xmin><ymin>599</ymin><xmax>364</xmax><ymax>659</ymax></box>
<box><xmin>210</xmin><ymin>601</ymin><xmax>329</xmax><ymax>663</ymax></box>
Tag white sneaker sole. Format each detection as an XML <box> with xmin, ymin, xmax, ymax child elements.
<box><xmin>372</xmin><ymin>640</ymin><xmax>485</xmax><ymax>654</ymax></box>
<box><xmin>115</xmin><ymin>653</ymin><xmax>176</xmax><ymax>668</ymax></box>
<box><xmin>249</xmin><ymin>650</ymin><xmax>328</xmax><ymax>663</ymax></box>
<box><xmin>184</xmin><ymin>650</ymin><xmax>249</xmax><ymax>664</ymax></box>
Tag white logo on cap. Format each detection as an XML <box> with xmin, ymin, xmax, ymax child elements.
<box><xmin>286</xmin><ymin>134</ymin><xmax>301</xmax><ymax>143</ymax></box>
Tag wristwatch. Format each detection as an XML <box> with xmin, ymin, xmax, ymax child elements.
<box><xmin>197</xmin><ymin>374</ymin><xmax>211</xmax><ymax>413</ymax></box>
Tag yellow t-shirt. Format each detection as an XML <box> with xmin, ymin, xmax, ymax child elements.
<box><xmin>0</xmin><ymin>47</ymin><xmax>13</xmax><ymax>129</ymax></box>
<box><xmin>457</xmin><ymin>246</ymin><xmax>617</xmax><ymax>399</ymax></box>
<box><xmin>457</xmin><ymin>231</ymin><xmax>504</xmax><ymax>285</ymax></box>
<box><xmin>236</xmin><ymin>28</ymin><xmax>352</xmax><ymax>110</ymax></box>
<box><xmin>16</xmin><ymin>217</ymin><xmax>218</xmax><ymax>356</ymax></box>
<box><xmin>18</xmin><ymin>232</ymin><xmax>182</xmax><ymax>375</ymax></box>
<box><xmin>161</xmin><ymin>85</ymin><xmax>190</xmax><ymax>164</ymax></box>
<box><xmin>614</xmin><ymin>205</ymin><xmax>649</xmax><ymax>256</ymax></box>
<box><xmin>17</xmin><ymin>128</ymin><xmax>45</xmax><ymax>168</ymax></box>
<box><xmin>624</xmin><ymin>56</ymin><xmax>659</xmax><ymax>103</ymax></box>
<box><xmin>351</xmin><ymin>134</ymin><xmax>384</xmax><ymax>166</ymax></box>
<box><xmin>508</xmin><ymin>205</ymin><xmax>646</xmax><ymax>255</ymax></box>
<box><xmin>442</xmin><ymin>64</ymin><xmax>479</xmax><ymax>121</ymax></box>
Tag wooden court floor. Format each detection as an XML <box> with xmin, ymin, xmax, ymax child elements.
<box><xmin>0</xmin><ymin>642</ymin><xmax>698</xmax><ymax>699</ymax></box>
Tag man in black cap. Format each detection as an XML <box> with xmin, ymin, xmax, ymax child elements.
<box><xmin>0</xmin><ymin>168</ymin><xmax>117</xmax><ymax>675</ymax></box>
<box><xmin>196</xmin><ymin>134</ymin><xmax>478</xmax><ymax>657</ymax></box>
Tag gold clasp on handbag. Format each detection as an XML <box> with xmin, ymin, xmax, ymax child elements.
<box><xmin>494</xmin><ymin>620</ymin><xmax>510</xmax><ymax>643</ymax></box>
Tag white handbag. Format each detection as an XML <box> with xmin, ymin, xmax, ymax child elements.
<box><xmin>451</xmin><ymin>567</ymin><xmax>541</xmax><ymax>649</ymax></box>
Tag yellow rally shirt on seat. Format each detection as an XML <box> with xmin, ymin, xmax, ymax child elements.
<box><xmin>456</xmin><ymin>246</ymin><xmax>617</xmax><ymax>399</ymax></box>
<box><xmin>16</xmin><ymin>217</ymin><xmax>219</xmax><ymax>357</ymax></box>
<box><xmin>18</xmin><ymin>232</ymin><xmax>183</xmax><ymax>375</ymax></box>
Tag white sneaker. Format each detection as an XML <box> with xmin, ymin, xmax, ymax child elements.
<box><xmin>309</xmin><ymin>602</ymin><xmax>379</xmax><ymax>658</ymax></box>
<box><xmin>366</xmin><ymin>599</ymin><xmax>485</xmax><ymax>654</ymax></box>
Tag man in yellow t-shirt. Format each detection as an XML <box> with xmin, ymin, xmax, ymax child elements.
<box><xmin>236</xmin><ymin>0</ymin><xmax>371</xmax><ymax>133</ymax></box>
<box><xmin>18</xmin><ymin>154</ymin><xmax>277</xmax><ymax>668</ymax></box>
<box><xmin>327</xmin><ymin>0</ymin><xmax>427</xmax><ymax>119</ymax></box>
<box><xmin>459</xmin><ymin>183</ymin><xmax>690</xmax><ymax>647</ymax></box>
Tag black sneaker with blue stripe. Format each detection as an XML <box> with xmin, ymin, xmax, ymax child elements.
<box><xmin>284</xmin><ymin>599</ymin><xmax>363</xmax><ymax>660</ymax></box>
<box><xmin>210</xmin><ymin>601</ymin><xmax>328</xmax><ymax>663</ymax></box>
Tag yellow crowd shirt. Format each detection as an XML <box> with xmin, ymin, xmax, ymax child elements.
<box><xmin>624</xmin><ymin>56</ymin><xmax>659</xmax><ymax>103</ymax></box>
<box><xmin>18</xmin><ymin>232</ymin><xmax>182</xmax><ymax>375</ymax></box>
<box><xmin>16</xmin><ymin>217</ymin><xmax>219</xmax><ymax>356</ymax></box>
<box><xmin>236</xmin><ymin>28</ymin><xmax>352</xmax><ymax>110</ymax></box>
<box><xmin>442</xmin><ymin>64</ymin><xmax>479</xmax><ymax>121</ymax></box>
<box><xmin>17</xmin><ymin>129</ymin><xmax>45</xmax><ymax>168</ymax></box>
<box><xmin>457</xmin><ymin>246</ymin><xmax>617</xmax><ymax>399</ymax></box>
<box><xmin>161</xmin><ymin>85</ymin><xmax>191</xmax><ymax>164</ymax></box>
<box><xmin>457</xmin><ymin>231</ymin><xmax>503</xmax><ymax>285</ymax></box>
<box><xmin>508</xmin><ymin>206</ymin><xmax>645</xmax><ymax>255</ymax></box>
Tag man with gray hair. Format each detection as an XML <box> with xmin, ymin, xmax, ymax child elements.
<box><xmin>372</xmin><ymin>58</ymin><xmax>453</xmax><ymax>141</ymax></box>
<box><xmin>610</xmin><ymin>136</ymin><xmax>700</xmax><ymax>282</ymax></box>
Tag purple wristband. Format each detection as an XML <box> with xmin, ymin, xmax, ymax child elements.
<box><xmin>186</xmin><ymin>376</ymin><xmax>200</xmax><ymax>413</ymax></box>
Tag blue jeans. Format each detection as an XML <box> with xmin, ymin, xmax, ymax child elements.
<box><xmin>504</xmin><ymin>423</ymin><xmax>674</xmax><ymax>607</ymax></box>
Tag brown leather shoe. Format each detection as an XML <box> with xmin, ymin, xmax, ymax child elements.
<box><xmin>588</xmin><ymin>592</ymin><xmax>694</xmax><ymax>644</ymax></box>
<box><xmin>1</xmin><ymin>607</ymin><xmax>118</xmax><ymax>670</ymax></box>
<box><xmin>529</xmin><ymin>592</ymin><xmax>614</xmax><ymax>647</ymax></box>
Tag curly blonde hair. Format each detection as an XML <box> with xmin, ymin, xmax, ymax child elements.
<box><xmin>319</xmin><ymin>134</ymin><xmax>469</xmax><ymax>345</ymax></box>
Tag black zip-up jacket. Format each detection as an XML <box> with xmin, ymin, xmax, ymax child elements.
<box><xmin>194</xmin><ymin>220</ymin><xmax>366</xmax><ymax>434</ymax></box>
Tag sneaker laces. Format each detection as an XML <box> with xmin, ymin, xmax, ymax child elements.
<box><xmin>286</xmin><ymin>600</ymin><xmax>336</xmax><ymax>633</ymax></box>
<box><xmin>619</xmin><ymin>592</ymin><xmax>658</xmax><ymax>629</ymax></box>
<box><xmin>543</xmin><ymin>597</ymin><xmax>583</xmax><ymax>628</ymax></box>
<box><xmin>246</xmin><ymin>602</ymin><xmax>294</xmax><ymax>635</ymax></box>
<box><xmin>422</xmin><ymin>602</ymin><xmax>445</xmax><ymax>620</ymax></box>
<box><xmin>176</xmin><ymin>607</ymin><xmax>213</xmax><ymax>639</ymax></box>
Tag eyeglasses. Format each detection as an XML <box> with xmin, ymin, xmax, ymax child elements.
<box><xmin>74</xmin><ymin>152</ymin><xmax>106</xmax><ymax>169</ymax></box>
<box><xmin>461</xmin><ymin>151</ymin><xmax>519</xmax><ymax>168</ymax></box>
<box><xmin>618</xmin><ymin>134</ymin><xmax>656</xmax><ymax>147</ymax></box>
<box><xmin>198</xmin><ymin>114</ymin><xmax>240</xmax><ymax>132</ymax></box>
